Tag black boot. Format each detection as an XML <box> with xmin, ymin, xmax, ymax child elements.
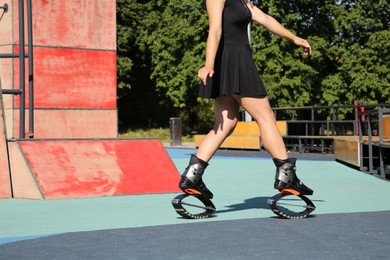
<box><xmin>273</xmin><ymin>158</ymin><xmax>313</xmax><ymax>195</ymax></box>
<box><xmin>178</xmin><ymin>155</ymin><xmax>213</xmax><ymax>199</ymax></box>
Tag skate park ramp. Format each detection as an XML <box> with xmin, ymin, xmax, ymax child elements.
<box><xmin>9</xmin><ymin>139</ymin><xmax>180</xmax><ymax>199</ymax></box>
<box><xmin>1</xmin><ymin>148</ymin><xmax>390</xmax><ymax>259</ymax></box>
<box><xmin>0</xmin><ymin>87</ymin><xmax>11</xmax><ymax>198</ymax></box>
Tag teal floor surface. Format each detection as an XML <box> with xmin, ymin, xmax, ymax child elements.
<box><xmin>1</xmin><ymin>149</ymin><xmax>390</xmax><ymax>244</ymax></box>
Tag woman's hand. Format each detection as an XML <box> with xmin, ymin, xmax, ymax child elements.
<box><xmin>293</xmin><ymin>36</ymin><xmax>312</xmax><ymax>56</ymax></box>
<box><xmin>198</xmin><ymin>66</ymin><xmax>214</xmax><ymax>86</ymax></box>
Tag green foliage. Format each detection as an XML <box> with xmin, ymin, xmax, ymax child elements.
<box><xmin>117</xmin><ymin>0</ymin><xmax>390</xmax><ymax>132</ymax></box>
<box><xmin>251</xmin><ymin>0</ymin><xmax>390</xmax><ymax>118</ymax></box>
<box><xmin>320</xmin><ymin>0</ymin><xmax>390</xmax><ymax>107</ymax></box>
<box><xmin>117</xmin><ymin>0</ymin><xmax>212</xmax><ymax>133</ymax></box>
<box><xmin>116</xmin><ymin>0</ymin><xmax>142</xmax><ymax>90</ymax></box>
<box><xmin>140</xmin><ymin>0</ymin><xmax>211</xmax><ymax>132</ymax></box>
<box><xmin>116</xmin><ymin>0</ymin><xmax>178</xmax><ymax>131</ymax></box>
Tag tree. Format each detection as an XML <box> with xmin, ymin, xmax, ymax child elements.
<box><xmin>249</xmin><ymin>0</ymin><xmax>389</xmax><ymax>119</ymax></box>
<box><xmin>137</xmin><ymin>0</ymin><xmax>214</xmax><ymax>132</ymax></box>
<box><xmin>116</xmin><ymin>0</ymin><xmax>390</xmax><ymax>131</ymax></box>
<box><xmin>117</xmin><ymin>0</ymin><xmax>178</xmax><ymax>131</ymax></box>
<box><xmin>321</xmin><ymin>0</ymin><xmax>390</xmax><ymax>107</ymax></box>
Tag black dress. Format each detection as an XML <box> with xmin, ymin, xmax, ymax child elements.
<box><xmin>199</xmin><ymin>0</ymin><xmax>267</xmax><ymax>99</ymax></box>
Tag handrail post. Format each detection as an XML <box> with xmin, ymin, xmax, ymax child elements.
<box><xmin>19</xmin><ymin>0</ymin><xmax>26</xmax><ymax>139</ymax></box>
<box><xmin>27</xmin><ymin>0</ymin><xmax>34</xmax><ymax>137</ymax></box>
<box><xmin>354</xmin><ymin>100</ymin><xmax>359</xmax><ymax>135</ymax></box>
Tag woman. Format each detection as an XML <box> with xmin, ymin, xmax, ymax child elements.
<box><xmin>179</xmin><ymin>0</ymin><xmax>313</xmax><ymax>199</ymax></box>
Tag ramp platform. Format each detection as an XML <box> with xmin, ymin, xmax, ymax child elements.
<box><xmin>0</xmin><ymin>84</ymin><xmax>12</xmax><ymax>198</ymax></box>
<box><xmin>8</xmin><ymin>139</ymin><xmax>180</xmax><ymax>199</ymax></box>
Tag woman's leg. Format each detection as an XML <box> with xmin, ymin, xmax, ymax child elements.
<box><xmin>196</xmin><ymin>96</ymin><xmax>240</xmax><ymax>162</ymax></box>
<box><xmin>233</xmin><ymin>95</ymin><xmax>287</xmax><ymax>159</ymax></box>
<box><xmin>179</xmin><ymin>96</ymin><xmax>240</xmax><ymax>198</ymax></box>
<box><xmin>234</xmin><ymin>95</ymin><xmax>313</xmax><ymax>195</ymax></box>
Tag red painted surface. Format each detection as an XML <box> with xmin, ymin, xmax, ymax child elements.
<box><xmin>12</xmin><ymin>109</ymin><xmax>117</xmax><ymax>139</ymax></box>
<box><xmin>1</xmin><ymin>0</ymin><xmax>126</xmax><ymax>199</ymax></box>
<box><xmin>12</xmin><ymin>0</ymin><xmax>116</xmax><ymax>50</ymax></box>
<box><xmin>13</xmin><ymin>47</ymin><xmax>116</xmax><ymax>109</ymax></box>
<box><xmin>3</xmin><ymin>0</ymin><xmax>117</xmax><ymax>140</ymax></box>
<box><xmin>18</xmin><ymin>140</ymin><xmax>180</xmax><ymax>199</ymax></box>
<box><xmin>0</xmin><ymin>92</ymin><xmax>12</xmax><ymax>198</ymax></box>
<box><xmin>0</xmin><ymin>45</ymin><xmax>14</xmax><ymax>109</ymax></box>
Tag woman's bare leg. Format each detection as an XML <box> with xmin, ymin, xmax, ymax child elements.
<box><xmin>233</xmin><ymin>95</ymin><xmax>287</xmax><ymax>159</ymax></box>
<box><xmin>232</xmin><ymin>95</ymin><xmax>313</xmax><ymax>195</ymax></box>
<box><xmin>178</xmin><ymin>95</ymin><xmax>240</xmax><ymax>198</ymax></box>
<box><xmin>196</xmin><ymin>96</ymin><xmax>240</xmax><ymax>162</ymax></box>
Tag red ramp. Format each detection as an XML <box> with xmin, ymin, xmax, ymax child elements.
<box><xmin>0</xmin><ymin>89</ymin><xmax>12</xmax><ymax>198</ymax></box>
<box><xmin>12</xmin><ymin>139</ymin><xmax>180</xmax><ymax>199</ymax></box>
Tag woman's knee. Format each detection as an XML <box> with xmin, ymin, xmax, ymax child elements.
<box><xmin>265</xmin><ymin>109</ymin><xmax>276</xmax><ymax>124</ymax></box>
<box><xmin>213</xmin><ymin>117</ymin><xmax>237</xmax><ymax>133</ymax></box>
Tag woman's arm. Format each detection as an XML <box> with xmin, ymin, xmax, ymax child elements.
<box><xmin>199</xmin><ymin>0</ymin><xmax>225</xmax><ymax>85</ymax></box>
<box><xmin>247</xmin><ymin>4</ymin><xmax>311</xmax><ymax>56</ymax></box>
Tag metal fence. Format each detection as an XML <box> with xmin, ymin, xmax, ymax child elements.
<box><xmin>0</xmin><ymin>1</ymin><xmax>34</xmax><ymax>138</ymax></box>
<box><xmin>272</xmin><ymin>102</ymin><xmax>390</xmax><ymax>137</ymax></box>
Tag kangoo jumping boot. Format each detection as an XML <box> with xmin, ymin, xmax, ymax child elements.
<box><xmin>179</xmin><ymin>155</ymin><xmax>213</xmax><ymax>199</ymax></box>
<box><xmin>273</xmin><ymin>158</ymin><xmax>313</xmax><ymax>196</ymax></box>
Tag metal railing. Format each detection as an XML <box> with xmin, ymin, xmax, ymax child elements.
<box><xmin>0</xmin><ymin>1</ymin><xmax>34</xmax><ymax>138</ymax></box>
<box><xmin>272</xmin><ymin>103</ymin><xmax>390</xmax><ymax>137</ymax></box>
<box><xmin>358</xmin><ymin>108</ymin><xmax>390</xmax><ymax>179</ymax></box>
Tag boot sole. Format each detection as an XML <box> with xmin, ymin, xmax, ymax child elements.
<box><xmin>279</xmin><ymin>188</ymin><xmax>313</xmax><ymax>196</ymax></box>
